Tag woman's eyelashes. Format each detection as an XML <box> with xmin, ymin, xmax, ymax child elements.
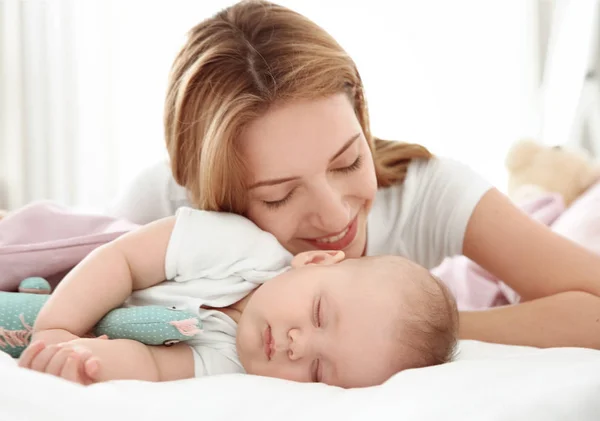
<box><xmin>262</xmin><ymin>189</ymin><xmax>296</xmax><ymax>209</ymax></box>
<box><xmin>261</xmin><ymin>155</ymin><xmax>363</xmax><ymax>210</ymax></box>
<box><xmin>332</xmin><ymin>154</ymin><xmax>362</xmax><ymax>174</ymax></box>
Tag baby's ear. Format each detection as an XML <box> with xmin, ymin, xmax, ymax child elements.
<box><xmin>291</xmin><ymin>250</ymin><xmax>345</xmax><ymax>268</ymax></box>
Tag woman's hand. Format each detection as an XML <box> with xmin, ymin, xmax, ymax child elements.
<box><xmin>18</xmin><ymin>339</ymin><xmax>104</xmax><ymax>385</ymax></box>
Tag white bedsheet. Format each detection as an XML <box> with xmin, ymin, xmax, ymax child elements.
<box><xmin>1</xmin><ymin>340</ymin><xmax>600</xmax><ymax>421</ymax></box>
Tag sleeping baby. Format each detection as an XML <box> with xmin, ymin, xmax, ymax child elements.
<box><xmin>19</xmin><ymin>208</ymin><xmax>458</xmax><ymax>388</ymax></box>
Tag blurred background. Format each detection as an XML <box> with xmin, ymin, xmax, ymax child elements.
<box><xmin>0</xmin><ymin>0</ymin><xmax>599</xmax><ymax>212</ymax></box>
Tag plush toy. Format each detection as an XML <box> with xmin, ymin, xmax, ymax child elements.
<box><xmin>505</xmin><ymin>139</ymin><xmax>600</xmax><ymax>207</ymax></box>
<box><xmin>0</xmin><ymin>278</ymin><xmax>203</xmax><ymax>358</ymax></box>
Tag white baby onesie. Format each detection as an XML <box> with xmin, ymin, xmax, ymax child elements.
<box><xmin>125</xmin><ymin>208</ymin><xmax>293</xmax><ymax>377</ymax></box>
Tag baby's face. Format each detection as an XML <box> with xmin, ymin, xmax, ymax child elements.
<box><xmin>236</xmin><ymin>253</ymin><xmax>415</xmax><ymax>388</ymax></box>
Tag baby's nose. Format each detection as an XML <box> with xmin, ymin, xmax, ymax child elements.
<box><xmin>286</xmin><ymin>328</ymin><xmax>304</xmax><ymax>361</ymax></box>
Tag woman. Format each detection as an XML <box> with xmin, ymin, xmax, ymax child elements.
<box><xmin>110</xmin><ymin>0</ymin><xmax>600</xmax><ymax>349</ymax></box>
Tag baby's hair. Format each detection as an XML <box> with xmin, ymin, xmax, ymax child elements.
<box><xmin>398</xmin><ymin>272</ymin><xmax>459</xmax><ymax>368</ymax></box>
<box><xmin>367</xmin><ymin>256</ymin><xmax>459</xmax><ymax>373</ymax></box>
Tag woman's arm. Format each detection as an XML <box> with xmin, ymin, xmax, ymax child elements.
<box><xmin>461</xmin><ymin>188</ymin><xmax>600</xmax><ymax>348</ymax></box>
<box><xmin>464</xmin><ymin>188</ymin><xmax>600</xmax><ymax>300</ymax></box>
<box><xmin>460</xmin><ymin>291</ymin><xmax>600</xmax><ymax>348</ymax></box>
<box><xmin>33</xmin><ymin>217</ymin><xmax>177</xmax><ymax>339</ymax></box>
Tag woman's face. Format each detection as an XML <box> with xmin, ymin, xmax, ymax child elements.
<box><xmin>240</xmin><ymin>93</ymin><xmax>378</xmax><ymax>258</ymax></box>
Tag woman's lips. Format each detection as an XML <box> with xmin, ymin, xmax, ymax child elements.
<box><xmin>263</xmin><ymin>325</ymin><xmax>273</xmax><ymax>360</ymax></box>
<box><xmin>303</xmin><ymin>214</ymin><xmax>359</xmax><ymax>251</ymax></box>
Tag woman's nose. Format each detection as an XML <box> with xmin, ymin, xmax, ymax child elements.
<box><xmin>309</xmin><ymin>184</ymin><xmax>350</xmax><ymax>232</ymax></box>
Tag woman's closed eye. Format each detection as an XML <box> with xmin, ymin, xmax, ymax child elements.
<box><xmin>261</xmin><ymin>155</ymin><xmax>363</xmax><ymax>210</ymax></box>
<box><xmin>262</xmin><ymin>189</ymin><xmax>296</xmax><ymax>209</ymax></box>
<box><xmin>331</xmin><ymin>154</ymin><xmax>362</xmax><ymax>174</ymax></box>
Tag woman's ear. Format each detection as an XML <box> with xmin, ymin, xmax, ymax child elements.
<box><xmin>291</xmin><ymin>250</ymin><xmax>345</xmax><ymax>268</ymax></box>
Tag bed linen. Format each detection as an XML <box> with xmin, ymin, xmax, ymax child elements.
<box><xmin>1</xmin><ymin>340</ymin><xmax>599</xmax><ymax>421</ymax></box>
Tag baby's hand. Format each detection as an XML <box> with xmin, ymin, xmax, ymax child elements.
<box><xmin>18</xmin><ymin>339</ymin><xmax>104</xmax><ymax>385</ymax></box>
<box><xmin>30</xmin><ymin>328</ymin><xmax>80</xmax><ymax>346</ymax></box>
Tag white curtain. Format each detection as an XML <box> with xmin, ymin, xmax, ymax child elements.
<box><xmin>539</xmin><ymin>0</ymin><xmax>600</xmax><ymax>155</ymax></box>
<box><xmin>0</xmin><ymin>0</ymin><xmax>542</xmax><ymax>211</ymax></box>
<box><xmin>0</xmin><ymin>0</ymin><xmax>121</xmax><ymax>211</ymax></box>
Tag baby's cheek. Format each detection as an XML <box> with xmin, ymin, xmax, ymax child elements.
<box><xmin>259</xmin><ymin>363</ymin><xmax>306</xmax><ymax>383</ymax></box>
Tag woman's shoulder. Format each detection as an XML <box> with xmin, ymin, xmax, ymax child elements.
<box><xmin>375</xmin><ymin>156</ymin><xmax>490</xmax><ymax>208</ymax></box>
<box><xmin>368</xmin><ymin>156</ymin><xmax>492</xmax><ymax>267</ymax></box>
<box><xmin>106</xmin><ymin>160</ymin><xmax>192</xmax><ymax>224</ymax></box>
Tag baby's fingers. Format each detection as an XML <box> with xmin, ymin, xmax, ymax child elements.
<box><xmin>19</xmin><ymin>342</ymin><xmax>62</xmax><ymax>373</ymax></box>
<box><xmin>18</xmin><ymin>340</ymin><xmax>45</xmax><ymax>369</ymax></box>
<box><xmin>60</xmin><ymin>353</ymin><xmax>85</xmax><ymax>385</ymax></box>
<box><xmin>45</xmin><ymin>346</ymin><xmax>79</xmax><ymax>376</ymax></box>
<box><xmin>83</xmin><ymin>357</ymin><xmax>101</xmax><ymax>381</ymax></box>
<box><xmin>29</xmin><ymin>344</ymin><xmax>63</xmax><ymax>372</ymax></box>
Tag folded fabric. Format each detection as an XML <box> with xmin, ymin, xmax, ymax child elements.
<box><xmin>551</xmin><ymin>180</ymin><xmax>600</xmax><ymax>255</ymax></box>
<box><xmin>0</xmin><ymin>201</ymin><xmax>138</xmax><ymax>292</ymax></box>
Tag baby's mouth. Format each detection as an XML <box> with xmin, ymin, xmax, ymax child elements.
<box><xmin>263</xmin><ymin>325</ymin><xmax>274</xmax><ymax>360</ymax></box>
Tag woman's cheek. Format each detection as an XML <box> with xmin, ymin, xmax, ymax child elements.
<box><xmin>248</xmin><ymin>206</ymin><xmax>294</xmax><ymax>244</ymax></box>
<box><xmin>358</xmin><ymin>162</ymin><xmax>378</xmax><ymax>197</ymax></box>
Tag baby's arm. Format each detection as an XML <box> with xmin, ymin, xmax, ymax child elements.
<box><xmin>20</xmin><ymin>337</ymin><xmax>195</xmax><ymax>383</ymax></box>
<box><xmin>32</xmin><ymin>217</ymin><xmax>177</xmax><ymax>343</ymax></box>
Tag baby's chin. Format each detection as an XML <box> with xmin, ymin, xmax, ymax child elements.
<box><xmin>235</xmin><ymin>334</ymin><xmax>251</xmax><ymax>373</ymax></box>
<box><xmin>236</xmin><ymin>343</ymin><xmax>262</xmax><ymax>376</ymax></box>
<box><xmin>235</xmin><ymin>313</ymin><xmax>256</xmax><ymax>373</ymax></box>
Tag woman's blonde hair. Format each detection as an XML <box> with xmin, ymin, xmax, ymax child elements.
<box><xmin>165</xmin><ymin>0</ymin><xmax>432</xmax><ymax>213</ymax></box>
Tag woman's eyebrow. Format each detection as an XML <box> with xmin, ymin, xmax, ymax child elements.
<box><xmin>249</xmin><ymin>175</ymin><xmax>299</xmax><ymax>189</ymax></box>
<box><xmin>329</xmin><ymin>133</ymin><xmax>361</xmax><ymax>163</ymax></box>
<box><xmin>248</xmin><ymin>133</ymin><xmax>361</xmax><ymax>189</ymax></box>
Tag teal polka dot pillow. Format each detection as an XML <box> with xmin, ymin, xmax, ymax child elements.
<box><xmin>93</xmin><ymin>306</ymin><xmax>202</xmax><ymax>346</ymax></box>
<box><xmin>0</xmin><ymin>283</ymin><xmax>203</xmax><ymax>358</ymax></box>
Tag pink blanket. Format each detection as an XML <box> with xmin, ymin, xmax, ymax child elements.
<box><xmin>0</xmin><ymin>201</ymin><xmax>138</xmax><ymax>291</ymax></box>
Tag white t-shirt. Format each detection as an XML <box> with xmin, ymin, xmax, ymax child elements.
<box><xmin>108</xmin><ymin>157</ymin><xmax>491</xmax><ymax>270</ymax></box>
<box><xmin>125</xmin><ymin>207</ymin><xmax>292</xmax><ymax>377</ymax></box>
<box><xmin>366</xmin><ymin>157</ymin><xmax>492</xmax><ymax>269</ymax></box>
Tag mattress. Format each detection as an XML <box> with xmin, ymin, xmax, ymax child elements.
<box><xmin>1</xmin><ymin>340</ymin><xmax>600</xmax><ymax>421</ymax></box>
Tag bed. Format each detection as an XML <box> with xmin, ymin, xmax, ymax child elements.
<box><xmin>1</xmin><ymin>340</ymin><xmax>600</xmax><ymax>421</ymax></box>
